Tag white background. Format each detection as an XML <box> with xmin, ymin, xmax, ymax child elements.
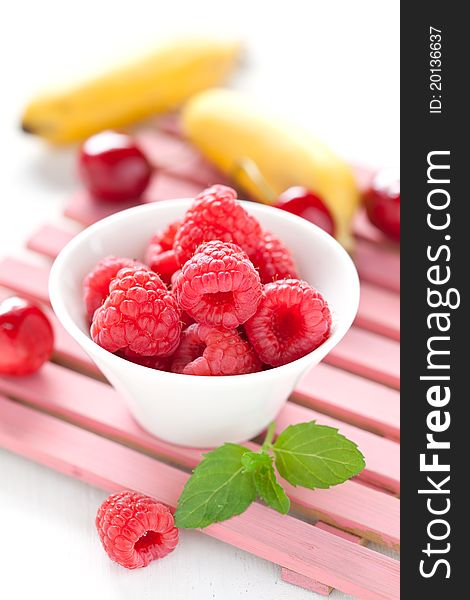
<box><xmin>0</xmin><ymin>1</ymin><xmax>399</xmax><ymax>598</ymax></box>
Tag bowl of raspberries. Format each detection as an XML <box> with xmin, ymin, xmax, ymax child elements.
<box><xmin>50</xmin><ymin>185</ymin><xmax>359</xmax><ymax>446</ymax></box>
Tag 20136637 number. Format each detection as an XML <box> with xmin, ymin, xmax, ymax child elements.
<box><xmin>429</xmin><ymin>26</ymin><xmax>442</xmax><ymax>114</ymax></box>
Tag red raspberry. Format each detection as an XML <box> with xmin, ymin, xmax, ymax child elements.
<box><xmin>245</xmin><ymin>279</ymin><xmax>331</xmax><ymax>367</ymax></box>
<box><xmin>96</xmin><ymin>490</ymin><xmax>178</xmax><ymax>569</ymax></box>
<box><xmin>169</xmin><ymin>272</ymin><xmax>195</xmax><ymax>328</ymax></box>
<box><xmin>171</xmin><ymin>323</ymin><xmax>261</xmax><ymax>376</ymax></box>
<box><xmin>173</xmin><ymin>241</ymin><xmax>262</xmax><ymax>329</ymax></box>
<box><xmin>147</xmin><ymin>220</ymin><xmax>181</xmax><ymax>254</ymax></box>
<box><xmin>173</xmin><ymin>185</ymin><xmax>262</xmax><ymax>265</ymax></box>
<box><xmin>117</xmin><ymin>348</ymin><xmax>171</xmax><ymax>371</ymax></box>
<box><xmin>83</xmin><ymin>256</ymin><xmax>145</xmax><ymax>320</ymax></box>
<box><xmin>180</xmin><ymin>311</ymin><xmax>195</xmax><ymax>329</ymax></box>
<box><xmin>251</xmin><ymin>231</ymin><xmax>299</xmax><ymax>283</ymax></box>
<box><xmin>0</xmin><ymin>296</ymin><xmax>54</xmax><ymax>375</ymax></box>
<box><xmin>90</xmin><ymin>266</ymin><xmax>181</xmax><ymax>356</ymax></box>
<box><xmin>170</xmin><ymin>269</ymin><xmax>180</xmax><ymax>286</ymax></box>
<box><xmin>147</xmin><ymin>250</ymin><xmax>179</xmax><ymax>285</ymax></box>
<box><xmin>145</xmin><ymin>220</ymin><xmax>181</xmax><ymax>284</ymax></box>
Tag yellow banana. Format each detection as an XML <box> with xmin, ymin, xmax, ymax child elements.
<box><xmin>182</xmin><ymin>89</ymin><xmax>360</xmax><ymax>248</ymax></box>
<box><xmin>21</xmin><ymin>38</ymin><xmax>241</xmax><ymax>144</ymax></box>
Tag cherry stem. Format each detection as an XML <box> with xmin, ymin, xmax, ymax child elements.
<box><xmin>261</xmin><ymin>421</ymin><xmax>277</xmax><ymax>452</ymax></box>
<box><xmin>232</xmin><ymin>158</ymin><xmax>278</xmax><ymax>205</ymax></box>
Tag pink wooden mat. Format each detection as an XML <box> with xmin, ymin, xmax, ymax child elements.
<box><xmin>0</xmin><ymin>121</ymin><xmax>400</xmax><ymax>599</ymax></box>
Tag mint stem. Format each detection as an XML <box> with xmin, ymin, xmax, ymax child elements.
<box><xmin>261</xmin><ymin>421</ymin><xmax>276</xmax><ymax>452</ymax></box>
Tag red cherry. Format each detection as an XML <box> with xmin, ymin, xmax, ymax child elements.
<box><xmin>364</xmin><ymin>169</ymin><xmax>400</xmax><ymax>241</ymax></box>
<box><xmin>276</xmin><ymin>186</ymin><xmax>335</xmax><ymax>237</ymax></box>
<box><xmin>78</xmin><ymin>131</ymin><xmax>152</xmax><ymax>202</ymax></box>
<box><xmin>0</xmin><ymin>297</ymin><xmax>54</xmax><ymax>376</ymax></box>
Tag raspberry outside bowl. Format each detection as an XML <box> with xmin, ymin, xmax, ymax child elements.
<box><xmin>49</xmin><ymin>199</ymin><xmax>359</xmax><ymax>447</ymax></box>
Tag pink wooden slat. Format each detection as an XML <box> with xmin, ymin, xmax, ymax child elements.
<box><xmin>64</xmin><ymin>190</ymin><xmax>142</xmax><ymax>225</ymax></box>
<box><xmin>0</xmin><ymin>362</ymin><xmax>203</xmax><ymax>468</ymax></box>
<box><xmin>0</xmin><ymin>258</ymin><xmax>50</xmax><ymax>304</ymax></box>
<box><xmin>356</xmin><ymin>282</ymin><xmax>399</xmax><ymax>341</ymax></box>
<box><xmin>155</xmin><ymin>113</ymin><xmax>184</xmax><ymax>137</ymax></box>
<box><xmin>355</xmin><ymin>238</ymin><xmax>400</xmax><ymax>293</ymax></box>
<box><xmin>26</xmin><ymin>224</ymin><xmax>77</xmax><ymax>259</ymax></box>
<box><xmin>354</xmin><ymin>209</ymin><xmax>400</xmax><ymax>249</ymax></box>
<box><xmin>137</xmin><ymin>129</ymin><xmax>230</xmax><ymax>187</ymax></box>
<box><xmin>325</xmin><ymin>327</ymin><xmax>399</xmax><ymax>389</ymax></box>
<box><xmin>295</xmin><ymin>363</ymin><xmax>399</xmax><ymax>441</ymax></box>
<box><xmin>282</xmin><ymin>564</ymin><xmax>333</xmax><ymax>596</ymax></box>
<box><xmin>353</xmin><ymin>198</ymin><xmax>400</xmax><ymax>295</ymax></box>
<box><xmin>0</xmin><ymin>362</ymin><xmax>399</xmax><ymax>547</ymax></box>
<box><xmin>146</xmin><ymin>172</ymin><xmax>205</xmax><ymax>203</ymax></box>
<box><xmin>49</xmin><ymin>309</ymin><xmax>101</xmax><ymax>376</ymax></box>
<box><xmin>0</xmin><ymin>256</ymin><xmax>399</xmax><ymax>388</ymax></box>
<box><xmin>63</xmin><ymin>176</ymin><xmax>204</xmax><ymax>226</ymax></box>
<box><xmin>26</xmin><ymin>224</ymin><xmax>75</xmax><ymax>258</ymax></box>
<box><xmin>137</xmin><ymin>129</ymin><xmax>200</xmax><ymax>170</ymax></box>
<box><xmin>162</xmin><ymin>153</ymin><xmax>231</xmax><ymax>187</ymax></box>
<box><xmin>0</xmin><ymin>396</ymin><xmax>399</xmax><ymax>599</ymax></box>
<box><xmin>1</xmin><ymin>253</ymin><xmax>401</xmax><ymax>441</ymax></box>
<box><xmin>281</xmin><ymin>523</ymin><xmax>363</xmax><ymax>596</ymax></box>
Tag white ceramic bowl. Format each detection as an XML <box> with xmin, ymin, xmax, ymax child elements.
<box><xmin>49</xmin><ymin>199</ymin><xmax>359</xmax><ymax>447</ymax></box>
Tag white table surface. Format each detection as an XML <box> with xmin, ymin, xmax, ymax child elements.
<box><xmin>1</xmin><ymin>1</ymin><xmax>399</xmax><ymax>598</ymax></box>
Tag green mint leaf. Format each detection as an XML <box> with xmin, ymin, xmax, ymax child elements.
<box><xmin>241</xmin><ymin>450</ymin><xmax>272</xmax><ymax>472</ymax></box>
<box><xmin>174</xmin><ymin>444</ymin><xmax>257</xmax><ymax>528</ymax></box>
<box><xmin>273</xmin><ymin>422</ymin><xmax>366</xmax><ymax>489</ymax></box>
<box><xmin>254</xmin><ymin>461</ymin><xmax>290</xmax><ymax>514</ymax></box>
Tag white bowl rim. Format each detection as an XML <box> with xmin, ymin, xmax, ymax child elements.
<box><xmin>49</xmin><ymin>198</ymin><xmax>360</xmax><ymax>382</ymax></box>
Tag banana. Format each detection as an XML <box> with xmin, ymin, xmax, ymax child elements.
<box><xmin>182</xmin><ymin>89</ymin><xmax>360</xmax><ymax>248</ymax></box>
<box><xmin>21</xmin><ymin>39</ymin><xmax>241</xmax><ymax>144</ymax></box>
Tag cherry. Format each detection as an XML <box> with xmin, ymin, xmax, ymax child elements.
<box><xmin>276</xmin><ymin>186</ymin><xmax>335</xmax><ymax>237</ymax></box>
<box><xmin>364</xmin><ymin>169</ymin><xmax>400</xmax><ymax>241</ymax></box>
<box><xmin>0</xmin><ymin>297</ymin><xmax>54</xmax><ymax>376</ymax></box>
<box><xmin>78</xmin><ymin>131</ymin><xmax>152</xmax><ymax>202</ymax></box>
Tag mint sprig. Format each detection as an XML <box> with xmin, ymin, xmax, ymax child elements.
<box><xmin>174</xmin><ymin>420</ymin><xmax>365</xmax><ymax>529</ymax></box>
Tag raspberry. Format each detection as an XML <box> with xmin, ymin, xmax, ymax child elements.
<box><xmin>173</xmin><ymin>241</ymin><xmax>262</xmax><ymax>329</ymax></box>
<box><xmin>117</xmin><ymin>348</ymin><xmax>171</xmax><ymax>371</ymax></box>
<box><xmin>83</xmin><ymin>256</ymin><xmax>145</xmax><ymax>320</ymax></box>
<box><xmin>251</xmin><ymin>231</ymin><xmax>299</xmax><ymax>284</ymax></box>
<box><xmin>96</xmin><ymin>490</ymin><xmax>178</xmax><ymax>569</ymax></box>
<box><xmin>147</xmin><ymin>220</ymin><xmax>181</xmax><ymax>254</ymax></box>
<box><xmin>147</xmin><ymin>250</ymin><xmax>179</xmax><ymax>285</ymax></box>
<box><xmin>171</xmin><ymin>323</ymin><xmax>261</xmax><ymax>376</ymax></box>
<box><xmin>245</xmin><ymin>279</ymin><xmax>331</xmax><ymax>367</ymax></box>
<box><xmin>173</xmin><ymin>185</ymin><xmax>262</xmax><ymax>265</ymax></box>
<box><xmin>180</xmin><ymin>311</ymin><xmax>195</xmax><ymax>329</ymax></box>
<box><xmin>145</xmin><ymin>220</ymin><xmax>181</xmax><ymax>284</ymax></box>
<box><xmin>90</xmin><ymin>266</ymin><xmax>181</xmax><ymax>356</ymax></box>
<box><xmin>169</xmin><ymin>272</ymin><xmax>195</xmax><ymax>328</ymax></box>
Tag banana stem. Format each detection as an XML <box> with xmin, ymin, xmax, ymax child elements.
<box><xmin>232</xmin><ymin>158</ymin><xmax>278</xmax><ymax>205</ymax></box>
